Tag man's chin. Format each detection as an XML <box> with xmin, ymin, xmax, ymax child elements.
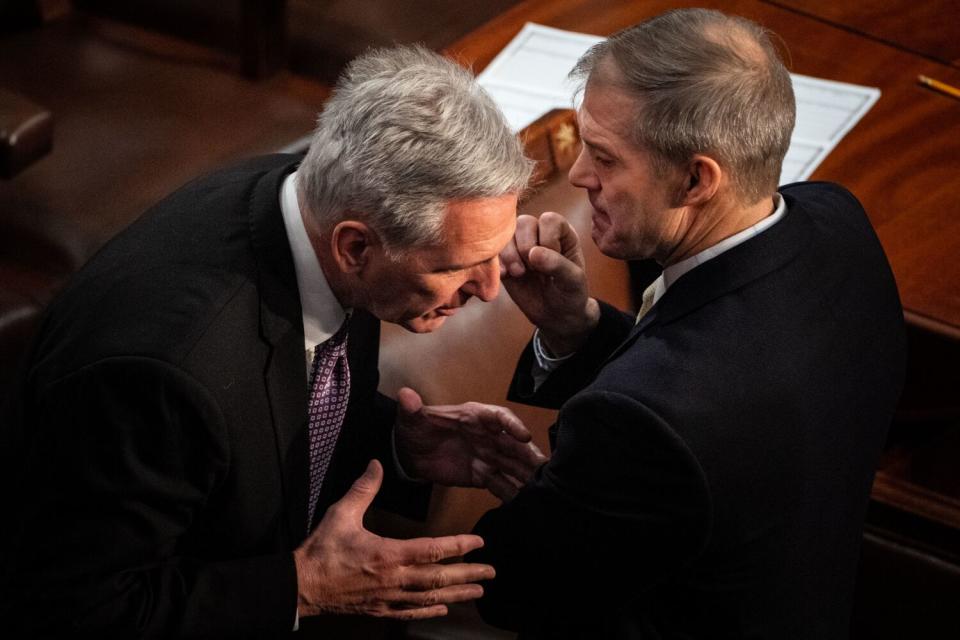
<box><xmin>400</xmin><ymin>315</ymin><xmax>447</xmax><ymax>334</ymax></box>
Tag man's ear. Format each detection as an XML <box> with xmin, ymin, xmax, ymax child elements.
<box><xmin>680</xmin><ymin>154</ymin><xmax>722</xmax><ymax>206</ymax></box>
<box><xmin>330</xmin><ymin>220</ymin><xmax>378</xmax><ymax>274</ymax></box>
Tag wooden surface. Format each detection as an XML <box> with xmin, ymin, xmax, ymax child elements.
<box><xmin>767</xmin><ymin>0</ymin><xmax>960</xmax><ymax>68</ymax></box>
<box><xmin>446</xmin><ymin>0</ymin><xmax>960</xmax><ymax>339</ymax></box>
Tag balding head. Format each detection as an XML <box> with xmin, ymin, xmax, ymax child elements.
<box><xmin>572</xmin><ymin>9</ymin><xmax>796</xmax><ymax>203</ymax></box>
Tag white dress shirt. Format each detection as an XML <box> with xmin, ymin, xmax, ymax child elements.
<box><xmin>280</xmin><ymin>170</ymin><xmax>349</xmax><ymax>631</ymax></box>
<box><xmin>279</xmin><ymin>170</ymin><xmax>350</xmax><ymax>376</ymax></box>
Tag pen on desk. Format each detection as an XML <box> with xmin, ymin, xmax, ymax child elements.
<box><xmin>917</xmin><ymin>74</ymin><xmax>960</xmax><ymax>100</ymax></box>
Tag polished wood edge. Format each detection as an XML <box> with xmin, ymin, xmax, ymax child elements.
<box><xmin>517</xmin><ymin>108</ymin><xmax>580</xmax><ymax>188</ymax></box>
<box><xmin>872</xmin><ymin>469</ymin><xmax>960</xmax><ymax>531</ymax></box>
<box><xmin>904</xmin><ymin>310</ymin><xmax>960</xmax><ymax>342</ymax></box>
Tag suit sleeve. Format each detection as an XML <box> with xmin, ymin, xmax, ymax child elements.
<box><xmin>469</xmin><ymin>390</ymin><xmax>712</xmax><ymax>632</ymax></box>
<box><xmin>4</xmin><ymin>358</ymin><xmax>297</xmax><ymax>638</ymax></box>
<box><xmin>508</xmin><ymin>300</ymin><xmax>636</xmax><ymax>409</ymax></box>
<box><xmin>369</xmin><ymin>390</ymin><xmax>432</xmax><ymax>520</ymax></box>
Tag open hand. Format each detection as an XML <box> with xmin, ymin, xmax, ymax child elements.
<box><xmin>394</xmin><ymin>388</ymin><xmax>546</xmax><ymax>501</ymax></box>
<box><xmin>294</xmin><ymin>460</ymin><xmax>494</xmax><ymax>620</ymax></box>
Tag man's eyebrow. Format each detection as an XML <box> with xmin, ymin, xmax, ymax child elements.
<box><xmin>582</xmin><ymin>138</ymin><xmax>617</xmax><ymax>158</ymax></box>
<box><xmin>429</xmin><ymin>255</ymin><xmax>494</xmax><ymax>273</ymax></box>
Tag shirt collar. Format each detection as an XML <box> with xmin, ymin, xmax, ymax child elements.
<box><xmin>279</xmin><ymin>170</ymin><xmax>348</xmax><ymax>352</ymax></box>
<box><xmin>653</xmin><ymin>192</ymin><xmax>788</xmax><ymax>304</ymax></box>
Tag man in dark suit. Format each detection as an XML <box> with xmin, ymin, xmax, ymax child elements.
<box><xmin>471</xmin><ymin>9</ymin><xmax>906</xmax><ymax>639</ymax></box>
<box><xmin>0</xmin><ymin>45</ymin><xmax>544</xmax><ymax>637</ymax></box>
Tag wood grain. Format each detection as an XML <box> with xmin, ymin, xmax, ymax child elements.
<box><xmin>766</xmin><ymin>0</ymin><xmax>960</xmax><ymax>68</ymax></box>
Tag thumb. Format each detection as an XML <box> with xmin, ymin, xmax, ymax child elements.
<box><xmin>528</xmin><ymin>246</ymin><xmax>584</xmax><ymax>289</ymax></box>
<box><xmin>336</xmin><ymin>459</ymin><xmax>383</xmax><ymax>518</ymax></box>
<box><xmin>397</xmin><ymin>386</ymin><xmax>424</xmax><ymax>419</ymax></box>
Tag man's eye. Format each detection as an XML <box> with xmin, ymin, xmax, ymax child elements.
<box><xmin>594</xmin><ymin>156</ymin><xmax>613</xmax><ymax>167</ymax></box>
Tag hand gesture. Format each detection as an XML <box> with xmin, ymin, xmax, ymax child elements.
<box><xmin>294</xmin><ymin>460</ymin><xmax>495</xmax><ymax>620</ymax></box>
<box><xmin>500</xmin><ymin>212</ymin><xmax>600</xmax><ymax>354</ymax></box>
<box><xmin>394</xmin><ymin>388</ymin><xmax>546</xmax><ymax>501</ymax></box>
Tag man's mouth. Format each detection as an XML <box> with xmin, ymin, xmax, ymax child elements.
<box><xmin>590</xmin><ymin>201</ymin><xmax>610</xmax><ymax>230</ymax></box>
<box><xmin>435</xmin><ymin>307</ymin><xmax>460</xmax><ymax>317</ymax></box>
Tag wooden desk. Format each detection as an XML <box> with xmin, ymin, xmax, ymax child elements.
<box><xmin>447</xmin><ymin>0</ymin><xmax>960</xmax><ymax>339</ymax></box>
<box><xmin>769</xmin><ymin>0</ymin><xmax>960</xmax><ymax>68</ymax></box>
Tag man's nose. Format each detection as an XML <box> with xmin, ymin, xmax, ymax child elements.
<box><xmin>463</xmin><ymin>259</ymin><xmax>501</xmax><ymax>302</ymax></box>
<box><xmin>568</xmin><ymin>147</ymin><xmax>598</xmax><ymax>190</ymax></box>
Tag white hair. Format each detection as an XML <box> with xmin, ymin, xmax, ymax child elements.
<box><xmin>298</xmin><ymin>45</ymin><xmax>533</xmax><ymax>250</ymax></box>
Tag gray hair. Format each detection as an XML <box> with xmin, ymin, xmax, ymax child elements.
<box><xmin>298</xmin><ymin>45</ymin><xmax>533</xmax><ymax>250</ymax></box>
<box><xmin>571</xmin><ymin>8</ymin><xmax>796</xmax><ymax>202</ymax></box>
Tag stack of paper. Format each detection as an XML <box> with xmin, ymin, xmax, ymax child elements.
<box><xmin>477</xmin><ymin>23</ymin><xmax>879</xmax><ymax>185</ymax></box>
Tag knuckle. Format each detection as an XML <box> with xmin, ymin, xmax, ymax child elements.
<box><xmin>541</xmin><ymin>211</ymin><xmax>562</xmax><ymax>226</ymax></box>
<box><xmin>421</xmin><ymin>590</ymin><xmax>441</xmax><ymax>607</ymax></box>
<box><xmin>431</xmin><ymin>570</ymin><xmax>448</xmax><ymax>590</ymax></box>
<box><xmin>426</xmin><ymin>541</ymin><xmax>445</xmax><ymax>563</ymax></box>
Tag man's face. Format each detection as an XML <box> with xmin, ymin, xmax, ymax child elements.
<box><xmin>568</xmin><ymin>81</ymin><xmax>685</xmax><ymax>262</ymax></box>
<box><xmin>360</xmin><ymin>194</ymin><xmax>518</xmax><ymax>333</ymax></box>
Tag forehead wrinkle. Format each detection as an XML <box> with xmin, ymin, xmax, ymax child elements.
<box><xmin>579</xmin><ymin>85</ymin><xmax>638</xmax><ymax>159</ymax></box>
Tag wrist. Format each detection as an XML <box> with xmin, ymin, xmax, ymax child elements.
<box><xmin>392</xmin><ymin>424</ymin><xmax>428</xmax><ymax>483</ymax></box>
<box><xmin>540</xmin><ymin>297</ymin><xmax>600</xmax><ymax>355</ymax></box>
<box><xmin>293</xmin><ymin>549</ymin><xmax>316</xmax><ymax>619</ymax></box>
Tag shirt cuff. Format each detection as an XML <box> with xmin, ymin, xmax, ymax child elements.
<box><xmin>531</xmin><ymin>329</ymin><xmax>576</xmax><ymax>390</ymax></box>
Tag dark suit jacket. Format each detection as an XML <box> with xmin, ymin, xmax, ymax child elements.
<box><xmin>0</xmin><ymin>155</ymin><xmax>429</xmax><ymax>638</ymax></box>
<box><xmin>471</xmin><ymin>182</ymin><xmax>906</xmax><ymax>639</ymax></box>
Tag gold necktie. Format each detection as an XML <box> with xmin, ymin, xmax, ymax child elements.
<box><xmin>635</xmin><ymin>280</ymin><xmax>658</xmax><ymax>324</ymax></box>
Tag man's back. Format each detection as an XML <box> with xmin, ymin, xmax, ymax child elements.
<box><xmin>0</xmin><ymin>155</ymin><xmax>309</xmax><ymax>635</ymax></box>
<box><xmin>473</xmin><ymin>182</ymin><xmax>906</xmax><ymax>638</ymax></box>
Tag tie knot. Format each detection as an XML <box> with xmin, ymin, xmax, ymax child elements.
<box><xmin>310</xmin><ymin>316</ymin><xmax>350</xmax><ymax>379</ymax></box>
<box><xmin>326</xmin><ymin>316</ymin><xmax>350</xmax><ymax>351</ymax></box>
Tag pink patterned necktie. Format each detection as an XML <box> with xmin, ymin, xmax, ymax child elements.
<box><xmin>306</xmin><ymin>318</ymin><xmax>350</xmax><ymax>531</ymax></box>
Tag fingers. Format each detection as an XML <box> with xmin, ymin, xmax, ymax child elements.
<box><xmin>411</xmin><ymin>402</ymin><xmax>528</xmax><ymax>443</ymax></box>
<box><xmin>486</xmin><ymin>440</ymin><xmax>546</xmax><ymax>480</ymax></box>
<box><xmin>508</xmin><ymin>211</ymin><xmax>584</xmax><ymax>289</ymax></box>
<box><xmin>332</xmin><ymin>460</ymin><xmax>383</xmax><ymax>519</ymax></box>
<box><xmin>483</xmin><ymin>469</ymin><xmax>524</xmax><ymax>502</ymax></box>
<box><xmin>501</xmin><ymin>214</ymin><xmax>538</xmax><ymax>278</ymax></box>
<box><xmin>539</xmin><ymin>211</ymin><xmax>582</xmax><ymax>261</ymax></box>
<box><xmin>520</xmin><ymin>211</ymin><xmax>579</xmax><ymax>263</ymax></box>
<box><xmin>396</xmin><ymin>534</ymin><xmax>485</xmax><ymax>564</ymax></box>
<box><xmin>401</xmin><ymin>562</ymin><xmax>495</xmax><ymax>591</ymax></box>
<box><xmin>471</xmin><ymin>440</ymin><xmax>544</xmax><ymax>492</ymax></box>
<box><xmin>472</xmin><ymin>403</ymin><xmax>531</xmax><ymax>442</ymax></box>
<box><xmin>536</xmin><ymin>211</ymin><xmax>566</xmax><ymax>254</ymax></box>
<box><xmin>513</xmin><ymin>214</ymin><xmax>542</xmax><ymax>268</ymax></box>
<box><xmin>396</xmin><ymin>387</ymin><xmax>424</xmax><ymax>418</ymax></box>
<box><xmin>389</xmin><ymin>583</ymin><xmax>485</xmax><ymax>609</ymax></box>
<box><xmin>384</xmin><ymin>604</ymin><xmax>450</xmax><ymax>620</ymax></box>
<box><xmin>527</xmin><ymin>245</ymin><xmax>586</xmax><ymax>293</ymax></box>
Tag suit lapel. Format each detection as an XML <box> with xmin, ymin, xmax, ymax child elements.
<box><xmin>602</xmin><ymin>203</ymin><xmax>813</xmax><ymax>368</ymax></box>
<box><xmin>248</xmin><ymin>159</ymin><xmax>312</xmax><ymax>543</ymax></box>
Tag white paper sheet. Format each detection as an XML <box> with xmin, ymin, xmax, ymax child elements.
<box><xmin>477</xmin><ymin>23</ymin><xmax>880</xmax><ymax>185</ymax></box>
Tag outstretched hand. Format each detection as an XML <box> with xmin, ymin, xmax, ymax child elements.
<box><xmin>294</xmin><ymin>460</ymin><xmax>495</xmax><ymax>620</ymax></box>
<box><xmin>499</xmin><ymin>212</ymin><xmax>599</xmax><ymax>355</ymax></box>
<box><xmin>394</xmin><ymin>388</ymin><xmax>547</xmax><ymax>501</ymax></box>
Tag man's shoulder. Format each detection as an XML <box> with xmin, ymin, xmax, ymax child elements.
<box><xmin>31</xmin><ymin>263</ymin><xmax>257</xmax><ymax>386</ymax></box>
<box><xmin>779</xmin><ymin>181</ymin><xmax>865</xmax><ymax>218</ymax></box>
<box><xmin>138</xmin><ymin>153</ymin><xmax>300</xmax><ymax>224</ymax></box>
<box><xmin>26</xmin><ymin>156</ymin><xmax>304</xmax><ymax>385</ymax></box>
